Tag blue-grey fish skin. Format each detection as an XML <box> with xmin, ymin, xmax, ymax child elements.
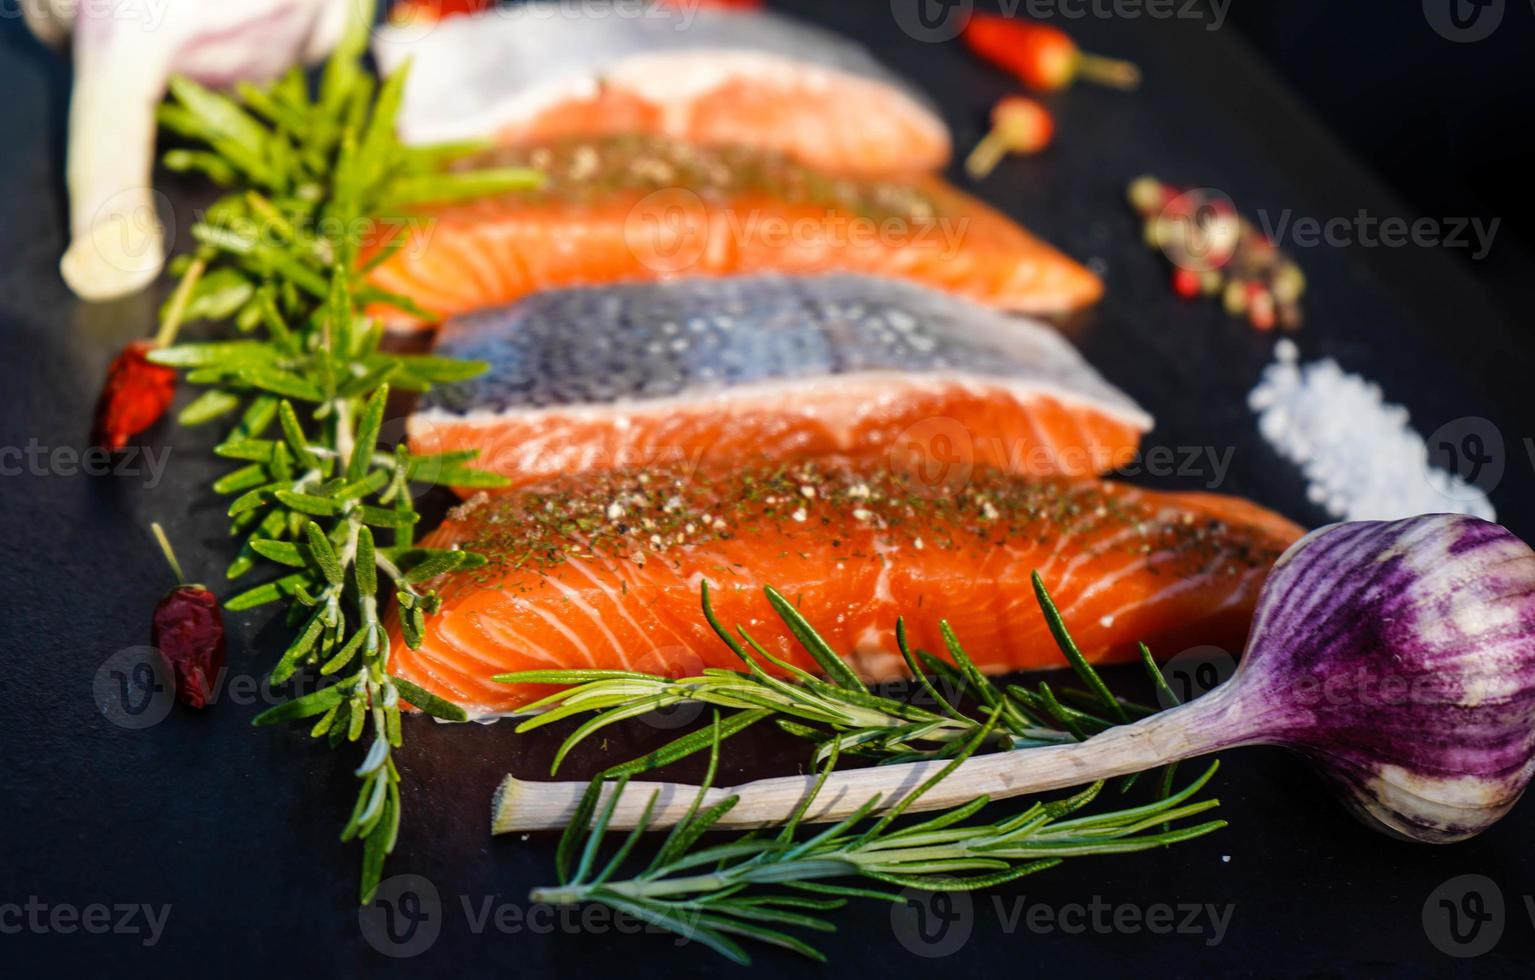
<box><xmin>417</xmin><ymin>274</ymin><xmax>1150</xmax><ymax>429</ymax></box>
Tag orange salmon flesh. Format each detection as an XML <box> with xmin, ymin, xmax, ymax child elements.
<box><xmin>412</xmin><ymin>386</ymin><xmax>1148</xmax><ymax>494</ymax></box>
<box><xmin>387</xmin><ymin>464</ymin><xmax>1304</xmax><ymax>717</ymax></box>
<box><xmin>363</xmin><ymin>136</ymin><xmax>1102</xmax><ymax>330</ymax></box>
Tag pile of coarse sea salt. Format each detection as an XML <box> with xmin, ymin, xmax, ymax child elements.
<box><xmin>1248</xmin><ymin>340</ymin><xmax>1495</xmax><ymax>522</ymax></box>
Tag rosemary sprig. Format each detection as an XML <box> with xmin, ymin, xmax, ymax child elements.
<box><xmin>497</xmin><ymin>574</ymin><xmax>1161</xmax><ymax>777</ymax></box>
<box><xmin>146</xmin><ymin>1</ymin><xmax>540</xmax><ymax>902</ymax></box>
<box><xmin>532</xmin><ymin>714</ymin><xmax>1227</xmax><ymax>965</ymax></box>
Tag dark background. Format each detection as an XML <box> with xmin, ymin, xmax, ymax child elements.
<box><xmin>4</xmin><ymin>1</ymin><xmax>1535</xmax><ymax>977</ymax></box>
<box><xmin>1225</xmin><ymin>0</ymin><xmax>1534</xmax><ymax>334</ymax></box>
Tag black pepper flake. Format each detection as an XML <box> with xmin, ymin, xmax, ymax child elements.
<box><xmin>438</xmin><ymin>462</ymin><xmax>1291</xmax><ymax>590</ymax></box>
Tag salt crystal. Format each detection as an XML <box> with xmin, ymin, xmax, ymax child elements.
<box><xmin>1248</xmin><ymin>345</ymin><xmax>1494</xmax><ymax>523</ymax></box>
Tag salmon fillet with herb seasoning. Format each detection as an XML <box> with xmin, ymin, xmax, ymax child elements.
<box><xmin>387</xmin><ymin>463</ymin><xmax>1304</xmax><ymax>718</ymax></box>
<box><xmin>373</xmin><ymin>5</ymin><xmax>952</xmax><ymax>177</ymax></box>
<box><xmin>362</xmin><ymin>135</ymin><xmax>1102</xmax><ymax>330</ymax></box>
<box><xmin>409</xmin><ymin>274</ymin><xmax>1151</xmax><ymax>492</ymax></box>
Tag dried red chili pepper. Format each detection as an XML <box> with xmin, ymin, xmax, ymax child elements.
<box><xmin>150</xmin><ymin>524</ymin><xmax>225</xmax><ymax>710</ymax></box>
<box><xmin>389</xmin><ymin>0</ymin><xmax>494</xmax><ymax>23</ymax></box>
<box><xmin>90</xmin><ymin>340</ymin><xmax>177</xmax><ymax>452</ymax></box>
<box><xmin>963</xmin><ymin>14</ymin><xmax>1141</xmax><ymax>92</ymax></box>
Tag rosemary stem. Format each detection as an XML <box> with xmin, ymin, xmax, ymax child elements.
<box><xmin>154</xmin><ymin>253</ymin><xmax>207</xmax><ymax>348</ymax></box>
<box><xmin>535</xmin><ymin>858</ymin><xmax>868</xmax><ymax>905</ymax></box>
<box><xmin>334</xmin><ymin>399</ymin><xmax>355</xmax><ymax>471</ymax></box>
<box><xmin>149</xmin><ymin>521</ymin><xmax>188</xmax><ymax>585</ymax></box>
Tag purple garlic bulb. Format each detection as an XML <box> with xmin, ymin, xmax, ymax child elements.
<box><xmin>1230</xmin><ymin>514</ymin><xmax>1535</xmax><ymax>842</ymax></box>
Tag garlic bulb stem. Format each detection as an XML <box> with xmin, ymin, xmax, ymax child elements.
<box><xmin>494</xmin><ymin>686</ymin><xmax>1254</xmax><ymax>833</ymax></box>
<box><xmin>60</xmin><ymin>35</ymin><xmax>169</xmax><ymax>301</ymax></box>
<box><xmin>32</xmin><ymin>0</ymin><xmax>355</xmax><ymax>301</ymax></box>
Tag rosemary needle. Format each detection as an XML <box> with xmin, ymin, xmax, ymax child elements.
<box><xmin>532</xmin><ymin>714</ymin><xmax>1226</xmax><ymax>965</ymax></box>
<box><xmin>510</xmin><ymin>582</ymin><xmax>1229</xmax><ymax>963</ymax></box>
<box><xmin>495</xmin><ymin>579</ymin><xmax>1160</xmax><ymax>776</ymax></box>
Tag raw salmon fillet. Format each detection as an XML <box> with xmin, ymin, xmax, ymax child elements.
<box><xmin>410</xmin><ymin>274</ymin><xmax>1150</xmax><ymax>491</ymax></box>
<box><xmin>365</xmin><ymin>135</ymin><xmax>1102</xmax><ymax>329</ymax></box>
<box><xmin>388</xmin><ymin>463</ymin><xmax>1304</xmax><ymax>717</ymax></box>
<box><xmin>372</xmin><ymin>4</ymin><xmax>950</xmax><ymax>176</ymax></box>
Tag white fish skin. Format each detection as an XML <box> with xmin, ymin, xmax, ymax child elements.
<box><xmin>373</xmin><ymin>3</ymin><xmax>948</xmax><ymax>154</ymax></box>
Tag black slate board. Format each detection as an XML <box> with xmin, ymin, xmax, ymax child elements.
<box><xmin>5</xmin><ymin>3</ymin><xmax>1535</xmax><ymax>977</ymax></box>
